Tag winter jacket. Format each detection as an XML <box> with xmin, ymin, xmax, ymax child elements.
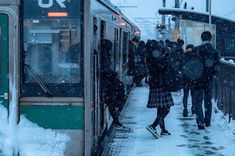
<box><xmin>182</xmin><ymin>49</ymin><xmax>197</xmax><ymax>86</ymax></box>
<box><xmin>134</xmin><ymin>43</ymin><xmax>147</xmax><ymax>75</ymax></box>
<box><xmin>100</xmin><ymin>39</ymin><xmax>125</xmax><ymax>106</ymax></box>
<box><xmin>100</xmin><ymin>39</ymin><xmax>112</xmax><ymax>67</ymax></box>
<box><xmin>128</xmin><ymin>41</ymin><xmax>137</xmax><ymax>75</ymax></box>
<box><xmin>192</xmin><ymin>43</ymin><xmax>220</xmax><ymax>89</ymax></box>
<box><xmin>146</xmin><ymin>49</ymin><xmax>168</xmax><ymax>89</ymax></box>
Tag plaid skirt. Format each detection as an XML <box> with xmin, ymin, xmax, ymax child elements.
<box><xmin>147</xmin><ymin>88</ymin><xmax>174</xmax><ymax>108</ymax></box>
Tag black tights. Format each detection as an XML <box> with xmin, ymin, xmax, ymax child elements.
<box><xmin>151</xmin><ymin>107</ymin><xmax>170</xmax><ymax>130</ymax></box>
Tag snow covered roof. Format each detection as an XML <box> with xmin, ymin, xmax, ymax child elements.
<box><xmin>158</xmin><ymin>8</ymin><xmax>235</xmax><ymax>34</ymax></box>
<box><xmin>159</xmin><ymin>8</ymin><xmax>235</xmax><ymax>23</ymax></box>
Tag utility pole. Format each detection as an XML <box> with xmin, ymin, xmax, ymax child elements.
<box><xmin>209</xmin><ymin>0</ymin><xmax>212</xmax><ymax>25</ymax></box>
<box><xmin>175</xmin><ymin>0</ymin><xmax>180</xmax><ymax>30</ymax></box>
<box><xmin>162</xmin><ymin>0</ymin><xmax>166</xmax><ymax>25</ymax></box>
<box><xmin>206</xmin><ymin>0</ymin><xmax>212</xmax><ymax>26</ymax></box>
<box><xmin>160</xmin><ymin>0</ymin><xmax>167</xmax><ymax>40</ymax></box>
<box><xmin>175</xmin><ymin>0</ymin><xmax>180</xmax><ymax>8</ymax></box>
<box><xmin>206</xmin><ymin>0</ymin><xmax>209</xmax><ymax>12</ymax></box>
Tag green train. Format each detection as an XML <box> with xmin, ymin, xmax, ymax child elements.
<box><xmin>0</xmin><ymin>0</ymin><xmax>140</xmax><ymax>155</ymax></box>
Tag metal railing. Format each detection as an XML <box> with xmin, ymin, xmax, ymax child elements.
<box><xmin>213</xmin><ymin>58</ymin><xmax>235</xmax><ymax>122</ymax></box>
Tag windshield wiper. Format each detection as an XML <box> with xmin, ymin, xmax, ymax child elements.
<box><xmin>25</xmin><ymin>64</ymin><xmax>53</xmax><ymax>97</ymax></box>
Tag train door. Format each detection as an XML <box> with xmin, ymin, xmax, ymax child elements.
<box><xmin>99</xmin><ymin>20</ymin><xmax>107</xmax><ymax>132</ymax></box>
<box><xmin>119</xmin><ymin>28</ymin><xmax>123</xmax><ymax>76</ymax></box>
<box><xmin>0</xmin><ymin>7</ymin><xmax>19</xmax><ymax>123</ymax></box>
<box><xmin>0</xmin><ymin>14</ymin><xmax>8</xmax><ymax>108</ymax></box>
<box><xmin>92</xmin><ymin>17</ymin><xmax>100</xmax><ymax>146</ymax></box>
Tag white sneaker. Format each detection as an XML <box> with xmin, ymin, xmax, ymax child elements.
<box><xmin>146</xmin><ymin>125</ymin><xmax>159</xmax><ymax>139</ymax></box>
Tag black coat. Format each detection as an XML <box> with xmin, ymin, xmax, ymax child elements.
<box><xmin>128</xmin><ymin>42</ymin><xmax>137</xmax><ymax>75</ymax></box>
<box><xmin>146</xmin><ymin>49</ymin><xmax>174</xmax><ymax>108</ymax></box>
<box><xmin>182</xmin><ymin>50</ymin><xmax>196</xmax><ymax>86</ymax></box>
<box><xmin>100</xmin><ymin>46</ymin><xmax>125</xmax><ymax>106</ymax></box>
<box><xmin>134</xmin><ymin>45</ymin><xmax>147</xmax><ymax>75</ymax></box>
<box><xmin>192</xmin><ymin>43</ymin><xmax>220</xmax><ymax>89</ymax></box>
<box><xmin>146</xmin><ymin>52</ymin><xmax>168</xmax><ymax>89</ymax></box>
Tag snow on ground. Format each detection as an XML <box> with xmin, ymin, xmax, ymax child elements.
<box><xmin>103</xmin><ymin>84</ymin><xmax>235</xmax><ymax>156</ymax></box>
<box><xmin>0</xmin><ymin>105</ymin><xmax>70</xmax><ymax>156</ymax></box>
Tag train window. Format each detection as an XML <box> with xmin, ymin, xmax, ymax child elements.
<box><xmin>22</xmin><ymin>0</ymin><xmax>82</xmax><ymax>97</ymax></box>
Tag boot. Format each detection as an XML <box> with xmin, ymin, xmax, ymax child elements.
<box><xmin>183</xmin><ymin>109</ymin><xmax>188</xmax><ymax>117</ymax></box>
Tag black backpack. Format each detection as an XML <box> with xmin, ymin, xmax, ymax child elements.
<box><xmin>183</xmin><ymin>50</ymin><xmax>204</xmax><ymax>82</ymax></box>
<box><xmin>183</xmin><ymin>44</ymin><xmax>218</xmax><ymax>82</ymax></box>
<box><xmin>199</xmin><ymin>43</ymin><xmax>218</xmax><ymax>78</ymax></box>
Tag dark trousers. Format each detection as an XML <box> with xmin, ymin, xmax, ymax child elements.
<box><xmin>133</xmin><ymin>73</ymin><xmax>144</xmax><ymax>85</ymax></box>
<box><xmin>191</xmin><ymin>84</ymin><xmax>212</xmax><ymax>125</ymax></box>
<box><xmin>183</xmin><ymin>86</ymin><xmax>190</xmax><ymax>110</ymax></box>
<box><xmin>151</xmin><ymin>107</ymin><xmax>170</xmax><ymax>130</ymax></box>
<box><xmin>183</xmin><ymin>84</ymin><xmax>194</xmax><ymax>111</ymax></box>
<box><xmin>108</xmin><ymin>104</ymin><xmax>119</xmax><ymax>123</ymax></box>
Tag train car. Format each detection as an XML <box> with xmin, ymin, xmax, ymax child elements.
<box><xmin>0</xmin><ymin>0</ymin><xmax>140</xmax><ymax>155</ymax></box>
<box><xmin>159</xmin><ymin>8</ymin><xmax>235</xmax><ymax>59</ymax></box>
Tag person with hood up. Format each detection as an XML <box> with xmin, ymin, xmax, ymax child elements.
<box><xmin>128</xmin><ymin>38</ymin><xmax>139</xmax><ymax>76</ymax></box>
<box><xmin>133</xmin><ymin>40</ymin><xmax>147</xmax><ymax>86</ymax></box>
<box><xmin>100</xmin><ymin>39</ymin><xmax>125</xmax><ymax>128</ymax></box>
<box><xmin>146</xmin><ymin>40</ymin><xmax>174</xmax><ymax>138</ymax></box>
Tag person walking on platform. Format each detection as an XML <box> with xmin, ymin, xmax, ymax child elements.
<box><xmin>146</xmin><ymin>40</ymin><xmax>174</xmax><ymax>138</ymax></box>
<box><xmin>133</xmin><ymin>40</ymin><xmax>147</xmax><ymax>86</ymax></box>
<box><xmin>191</xmin><ymin>31</ymin><xmax>220</xmax><ymax>129</ymax></box>
<box><xmin>100</xmin><ymin>39</ymin><xmax>125</xmax><ymax>128</ymax></box>
<box><xmin>182</xmin><ymin>44</ymin><xmax>195</xmax><ymax>117</ymax></box>
<box><xmin>128</xmin><ymin>38</ymin><xmax>139</xmax><ymax>77</ymax></box>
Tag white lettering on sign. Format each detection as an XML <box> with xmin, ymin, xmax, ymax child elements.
<box><xmin>38</xmin><ymin>0</ymin><xmax>66</xmax><ymax>8</ymax></box>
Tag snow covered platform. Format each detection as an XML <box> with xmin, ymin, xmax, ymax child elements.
<box><xmin>102</xmin><ymin>85</ymin><xmax>235</xmax><ymax>156</ymax></box>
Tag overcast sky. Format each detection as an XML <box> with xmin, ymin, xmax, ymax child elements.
<box><xmin>109</xmin><ymin>0</ymin><xmax>235</xmax><ymax>40</ymax></box>
<box><xmin>110</xmin><ymin>0</ymin><xmax>235</xmax><ymax>19</ymax></box>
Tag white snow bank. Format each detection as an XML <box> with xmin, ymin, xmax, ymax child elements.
<box><xmin>220</xmin><ymin>58</ymin><xmax>235</xmax><ymax>67</ymax></box>
<box><xmin>0</xmin><ymin>105</ymin><xmax>70</xmax><ymax>156</ymax></box>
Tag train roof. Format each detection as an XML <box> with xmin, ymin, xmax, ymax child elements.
<box><xmin>158</xmin><ymin>8</ymin><xmax>235</xmax><ymax>34</ymax></box>
<box><xmin>97</xmin><ymin>0</ymin><xmax>140</xmax><ymax>30</ymax></box>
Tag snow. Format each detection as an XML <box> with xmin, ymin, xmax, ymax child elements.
<box><xmin>104</xmin><ymin>85</ymin><xmax>235</xmax><ymax>156</ymax></box>
<box><xmin>221</xmin><ymin>58</ymin><xmax>235</xmax><ymax>67</ymax></box>
<box><xmin>0</xmin><ymin>105</ymin><xmax>70</xmax><ymax>156</ymax></box>
<box><xmin>1</xmin><ymin>83</ymin><xmax>235</xmax><ymax>156</ymax></box>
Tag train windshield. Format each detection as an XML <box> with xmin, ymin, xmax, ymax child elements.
<box><xmin>22</xmin><ymin>0</ymin><xmax>82</xmax><ymax>97</ymax></box>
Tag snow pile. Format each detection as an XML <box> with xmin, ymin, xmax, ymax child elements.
<box><xmin>221</xmin><ymin>58</ymin><xmax>235</xmax><ymax>66</ymax></box>
<box><xmin>212</xmin><ymin>98</ymin><xmax>235</xmax><ymax>137</ymax></box>
<box><xmin>0</xmin><ymin>105</ymin><xmax>70</xmax><ymax>156</ymax></box>
<box><xmin>211</xmin><ymin>99</ymin><xmax>230</xmax><ymax>130</ymax></box>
